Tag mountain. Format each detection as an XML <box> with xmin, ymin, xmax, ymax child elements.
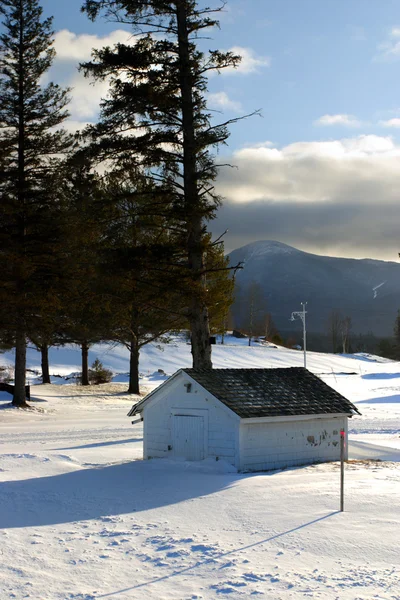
<box><xmin>228</xmin><ymin>241</ymin><xmax>400</xmax><ymax>336</ymax></box>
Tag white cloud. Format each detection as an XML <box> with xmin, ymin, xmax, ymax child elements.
<box><xmin>212</xmin><ymin>134</ymin><xmax>400</xmax><ymax>259</ymax></box>
<box><xmin>216</xmin><ymin>134</ymin><xmax>400</xmax><ymax>204</ymax></box>
<box><xmin>49</xmin><ymin>29</ymin><xmax>135</xmax><ymax>122</ymax></box>
<box><xmin>207</xmin><ymin>91</ymin><xmax>242</xmax><ymax>112</ymax></box>
<box><xmin>53</xmin><ymin>29</ymin><xmax>132</xmax><ymax>62</ymax></box>
<box><xmin>314</xmin><ymin>114</ymin><xmax>362</xmax><ymax>127</ymax></box>
<box><xmin>67</xmin><ymin>72</ymin><xmax>111</xmax><ymax>120</ymax></box>
<box><xmin>375</xmin><ymin>27</ymin><xmax>400</xmax><ymax>60</ymax></box>
<box><xmin>223</xmin><ymin>46</ymin><xmax>270</xmax><ymax>75</ymax></box>
<box><xmin>61</xmin><ymin>119</ymin><xmax>94</xmax><ymax>134</ymax></box>
<box><xmin>242</xmin><ymin>140</ymin><xmax>275</xmax><ymax>149</ymax></box>
<box><xmin>379</xmin><ymin>118</ymin><xmax>400</xmax><ymax>128</ymax></box>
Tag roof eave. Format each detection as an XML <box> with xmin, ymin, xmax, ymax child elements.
<box><xmin>240</xmin><ymin>412</ymin><xmax>354</xmax><ymax>424</ymax></box>
<box><xmin>127</xmin><ymin>369</ymin><xmax>184</xmax><ymax>417</ymax></box>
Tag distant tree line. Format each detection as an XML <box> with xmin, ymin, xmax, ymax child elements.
<box><xmin>0</xmin><ymin>0</ymin><xmax>242</xmax><ymax>406</ymax></box>
<box><xmin>230</xmin><ymin>281</ymin><xmax>394</xmax><ymax>356</ymax></box>
<box><xmin>376</xmin><ymin>309</ymin><xmax>400</xmax><ymax>360</ymax></box>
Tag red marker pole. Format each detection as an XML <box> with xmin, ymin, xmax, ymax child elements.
<box><xmin>340</xmin><ymin>429</ymin><xmax>345</xmax><ymax>512</ymax></box>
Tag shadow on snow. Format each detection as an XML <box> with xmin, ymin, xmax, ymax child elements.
<box><xmin>51</xmin><ymin>438</ymin><xmax>143</xmax><ymax>451</ymax></box>
<box><xmin>356</xmin><ymin>394</ymin><xmax>400</xmax><ymax>404</ymax></box>
<box><xmin>0</xmin><ymin>459</ymin><xmax>240</xmax><ymax>529</ymax></box>
<box><xmin>95</xmin><ymin>512</ymin><xmax>340</xmax><ymax>597</ymax></box>
<box><xmin>361</xmin><ymin>373</ymin><xmax>400</xmax><ymax>380</ymax></box>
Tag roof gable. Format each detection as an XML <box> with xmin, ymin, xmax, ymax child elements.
<box><xmin>127</xmin><ymin>370</ymin><xmax>182</xmax><ymax>417</ymax></box>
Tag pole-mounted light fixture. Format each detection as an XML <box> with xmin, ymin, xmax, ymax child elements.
<box><xmin>290</xmin><ymin>302</ymin><xmax>307</xmax><ymax>369</ymax></box>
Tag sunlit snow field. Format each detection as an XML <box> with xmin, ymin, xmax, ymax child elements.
<box><xmin>0</xmin><ymin>336</ymin><xmax>399</xmax><ymax>599</ymax></box>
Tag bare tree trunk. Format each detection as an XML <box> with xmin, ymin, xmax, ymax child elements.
<box><xmin>328</xmin><ymin>310</ymin><xmax>342</xmax><ymax>353</ymax></box>
<box><xmin>128</xmin><ymin>336</ymin><xmax>140</xmax><ymax>395</ymax></box>
<box><xmin>13</xmin><ymin>327</ymin><xmax>28</xmax><ymax>406</ymax></box>
<box><xmin>81</xmin><ymin>341</ymin><xmax>89</xmax><ymax>386</ymax></box>
<box><xmin>127</xmin><ymin>307</ymin><xmax>140</xmax><ymax>394</ymax></box>
<box><xmin>40</xmin><ymin>344</ymin><xmax>51</xmax><ymax>384</ymax></box>
<box><xmin>248</xmin><ymin>294</ymin><xmax>254</xmax><ymax>347</ymax></box>
<box><xmin>176</xmin><ymin>1</ymin><xmax>212</xmax><ymax>370</ymax></box>
<box><xmin>341</xmin><ymin>316</ymin><xmax>352</xmax><ymax>354</ymax></box>
<box><xmin>265</xmin><ymin>313</ymin><xmax>274</xmax><ymax>341</ymax></box>
<box><xmin>221</xmin><ymin>318</ymin><xmax>226</xmax><ymax>345</ymax></box>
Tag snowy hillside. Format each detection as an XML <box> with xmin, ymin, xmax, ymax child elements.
<box><xmin>0</xmin><ymin>337</ymin><xmax>399</xmax><ymax>599</ymax></box>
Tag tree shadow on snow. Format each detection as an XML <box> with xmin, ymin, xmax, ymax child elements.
<box><xmin>361</xmin><ymin>373</ymin><xmax>400</xmax><ymax>380</ymax></box>
<box><xmin>0</xmin><ymin>460</ymin><xmax>241</xmax><ymax>529</ymax></box>
<box><xmin>51</xmin><ymin>438</ymin><xmax>143</xmax><ymax>451</ymax></box>
<box><xmin>95</xmin><ymin>511</ymin><xmax>340</xmax><ymax>598</ymax></box>
<box><xmin>348</xmin><ymin>440</ymin><xmax>400</xmax><ymax>462</ymax></box>
<box><xmin>356</xmin><ymin>394</ymin><xmax>400</xmax><ymax>404</ymax></box>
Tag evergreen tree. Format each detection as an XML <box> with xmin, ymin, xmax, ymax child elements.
<box><xmin>60</xmin><ymin>155</ymin><xmax>114</xmax><ymax>386</ymax></box>
<box><xmin>81</xmin><ymin>0</ymin><xmax>243</xmax><ymax>370</ymax></box>
<box><xmin>205</xmin><ymin>239</ymin><xmax>235</xmax><ymax>336</ymax></box>
<box><xmin>99</xmin><ymin>172</ymin><xmax>187</xmax><ymax>394</ymax></box>
<box><xmin>394</xmin><ymin>309</ymin><xmax>400</xmax><ymax>347</ymax></box>
<box><xmin>0</xmin><ymin>0</ymin><xmax>72</xmax><ymax>405</ymax></box>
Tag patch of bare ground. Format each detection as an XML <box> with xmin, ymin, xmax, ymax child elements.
<box><xmin>345</xmin><ymin>458</ymin><xmax>384</xmax><ymax>468</ymax></box>
<box><xmin>324</xmin><ymin>458</ymin><xmax>400</xmax><ymax>470</ymax></box>
<box><xmin>30</xmin><ymin>382</ymin><xmax>150</xmax><ymax>397</ymax></box>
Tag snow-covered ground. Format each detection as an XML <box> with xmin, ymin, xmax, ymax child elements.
<box><xmin>1</xmin><ymin>336</ymin><xmax>399</xmax><ymax>599</ymax></box>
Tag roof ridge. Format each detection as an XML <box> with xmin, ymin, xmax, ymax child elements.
<box><xmin>130</xmin><ymin>367</ymin><xmax>361</xmax><ymax>418</ymax></box>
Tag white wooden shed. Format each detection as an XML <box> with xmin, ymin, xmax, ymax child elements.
<box><xmin>128</xmin><ymin>367</ymin><xmax>360</xmax><ymax>472</ymax></box>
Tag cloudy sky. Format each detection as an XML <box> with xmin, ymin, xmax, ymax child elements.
<box><xmin>41</xmin><ymin>0</ymin><xmax>400</xmax><ymax>261</ymax></box>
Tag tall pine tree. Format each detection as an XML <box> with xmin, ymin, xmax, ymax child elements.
<box><xmin>99</xmin><ymin>171</ymin><xmax>187</xmax><ymax>393</ymax></box>
<box><xmin>81</xmin><ymin>0</ymin><xmax>242</xmax><ymax>370</ymax></box>
<box><xmin>59</xmin><ymin>154</ymin><xmax>114</xmax><ymax>386</ymax></box>
<box><xmin>0</xmin><ymin>0</ymin><xmax>72</xmax><ymax>405</ymax></box>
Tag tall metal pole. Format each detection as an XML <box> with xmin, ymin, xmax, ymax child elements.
<box><xmin>290</xmin><ymin>303</ymin><xmax>307</xmax><ymax>369</ymax></box>
<box><xmin>302</xmin><ymin>302</ymin><xmax>307</xmax><ymax>370</ymax></box>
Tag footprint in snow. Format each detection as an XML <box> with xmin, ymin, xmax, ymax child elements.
<box><xmin>211</xmin><ymin>582</ymin><xmax>245</xmax><ymax>594</ymax></box>
<box><xmin>225</xmin><ymin>581</ymin><xmax>247</xmax><ymax>588</ymax></box>
<box><xmin>53</xmin><ymin>454</ymin><xmax>76</xmax><ymax>462</ymax></box>
<box><xmin>191</xmin><ymin>544</ymin><xmax>218</xmax><ymax>555</ymax></box>
<box><xmin>219</xmin><ymin>560</ymin><xmax>236</xmax><ymax>569</ymax></box>
<box><xmin>166</xmin><ymin>549</ymin><xmax>190</xmax><ymax>558</ymax></box>
<box><xmin>100</xmin><ymin>516</ymin><xmax>121</xmax><ymax>523</ymax></box>
<box><xmin>242</xmin><ymin>573</ymin><xmax>266</xmax><ymax>582</ymax></box>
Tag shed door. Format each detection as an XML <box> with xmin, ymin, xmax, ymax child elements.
<box><xmin>172</xmin><ymin>415</ymin><xmax>204</xmax><ymax>461</ymax></box>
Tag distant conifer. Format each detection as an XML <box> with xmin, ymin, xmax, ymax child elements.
<box><xmin>0</xmin><ymin>0</ymin><xmax>72</xmax><ymax>405</ymax></box>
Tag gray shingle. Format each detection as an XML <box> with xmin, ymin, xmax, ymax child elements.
<box><xmin>128</xmin><ymin>367</ymin><xmax>361</xmax><ymax>418</ymax></box>
<box><xmin>182</xmin><ymin>367</ymin><xmax>360</xmax><ymax>418</ymax></box>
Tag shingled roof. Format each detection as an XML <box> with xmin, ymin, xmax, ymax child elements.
<box><xmin>182</xmin><ymin>368</ymin><xmax>360</xmax><ymax>418</ymax></box>
<box><xmin>129</xmin><ymin>367</ymin><xmax>360</xmax><ymax>419</ymax></box>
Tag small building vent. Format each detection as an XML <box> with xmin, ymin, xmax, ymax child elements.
<box><xmin>184</xmin><ymin>383</ymin><xmax>192</xmax><ymax>393</ymax></box>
